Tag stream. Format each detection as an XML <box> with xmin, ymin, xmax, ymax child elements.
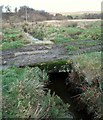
<box><xmin>25</xmin><ymin>32</ymin><xmax>40</xmax><ymax>41</ymax></box>
<box><xmin>24</xmin><ymin>32</ymin><xmax>53</xmax><ymax>44</ymax></box>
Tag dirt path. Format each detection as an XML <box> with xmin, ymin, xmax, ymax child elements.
<box><xmin>1</xmin><ymin>39</ymin><xmax>101</xmax><ymax>68</ymax></box>
<box><xmin>2</xmin><ymin>44</ymin><xmax>68</xmax><ymax>67</ymax></box>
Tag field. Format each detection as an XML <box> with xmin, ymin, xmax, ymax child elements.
<box><xmin>1</xmin><ymin>20</ymin><xmax>103</xmax><ymax>119</ymax></box>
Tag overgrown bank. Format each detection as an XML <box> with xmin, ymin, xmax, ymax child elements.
<box><xmin>2</xmin><ymin>67</ymin><xmax>71</xmax><ymax>119</ymax></box>
<box><xmin>2</xmin><ymin>54</ymin><xmax>102</xmax><ymax>119</ymax></box>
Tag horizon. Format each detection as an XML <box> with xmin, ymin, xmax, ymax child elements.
<box><xmin>0</xmin><ymin>0</ymin><xmax>102</xmax><ymax>13</ymax></box>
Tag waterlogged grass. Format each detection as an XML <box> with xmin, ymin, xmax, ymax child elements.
<box><xmin>28</xmin><ymin>21</ymin><xmax>100</xmax><ymax>44</ymax></box>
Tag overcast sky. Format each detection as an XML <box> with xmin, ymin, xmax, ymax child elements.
<box><xmin>0</xmin><ymin>0</ymin><xmax>102</xmax><ymax>12</ymax></box>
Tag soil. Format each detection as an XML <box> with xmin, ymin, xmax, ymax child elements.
<box><xmin>2</xmin><ymin>44</ymin><xmax>68</xmax><ymax>67</ymax></box>
<box><xmin>1</xmin><ymin>40</ymin><xmax>101</xmax><ymax>67</ymax></box>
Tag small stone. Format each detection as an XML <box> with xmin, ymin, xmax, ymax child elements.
<box><xmin>3</xmin><ymin>61</ymin><xmax>7</xmax><ymax>65</ymax></box>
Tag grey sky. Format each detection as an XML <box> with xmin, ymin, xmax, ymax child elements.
<box><xmin>0</xmin><ymin>0</ymin><xmax>102</xmax><ymax>12</ymax></box>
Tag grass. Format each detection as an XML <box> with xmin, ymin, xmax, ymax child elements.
<box><xmin>38</xmin><ymin>21</ymin><xmax>101</xmax><ymax>50</ymax></box>
<box><xmin>36</xmin><ymin>21</ymin><xmax>101</xmax><ymax>44</ymax></box>
<box><xmin>1</xmin><ymin>28</ymin><xmax>30</xmax><ymax>50</ymax></box>
<box><xmin>1</xmin><ymin>21</ymin><xmax>102</xmax><ymax>119</ymax></box>
<box><xmin>2</xmin><ymin>66</ymin><xmax>26</xmax><ymax>92</ymax></box>
<box><xmin>78</xmin><ymin>26</ymin><xmax>101</xmax><ymax>40</ymax></box>
<box><xmin>72</xmin><ymin>52</ymin><xmax>101</xmax><ymax>82</ymax></box>
<box><xmin>2</xmin><ymin>66</ymin><xmax>70</xmax><ymax>119</ymax></box>
<box><xmin>54</xmin><ymin>36</ymin><xmax>73</xmax><ymax>44</ymax></box>
<box><xmin>1</xmin><ymin>41</ymin><xmax>24</xmax><ymax>50</ymax></box>
<box><xmin>2</xmin><ymin>52</ymin><xmax>102</xmax><ymax>119</ymax></box>
<box><xmin>71</xmin><ymin>51</ymin><xmax>102</xmax><ymax>119</ymax></box>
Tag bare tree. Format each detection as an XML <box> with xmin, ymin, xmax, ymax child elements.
<box><xmin>18</xmin><ymin>6</ymin><xmax>28</xmax><ymax>21</ymax></box>
<box><xmin>5</xmin><ymin>6</ymin><xmax>11</xmax><ymax>13</ymax></box>
<box><xmin>14</xmin><ymin>7</ymin><xmax>18</xmax><ymax>13</ymax></box>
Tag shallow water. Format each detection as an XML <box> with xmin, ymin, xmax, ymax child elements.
<box><xmin>0</xmin><ymin>65</ymin><xmax>10</xmax><ymax>71</ymax></box>
<box><xmin>26</xmin><ymin>33</ymin><xmax>40</xmax><ymax>41</ymax></box>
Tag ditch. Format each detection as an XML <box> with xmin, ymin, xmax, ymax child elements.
<box><xmin>45</xmin><ymin>71</ymin><xmax>95</xmax><ymax>120</ymax></box>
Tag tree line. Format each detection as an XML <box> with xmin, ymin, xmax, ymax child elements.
<box><xmin>2</xmin><ymin>5</ymin><xmax>101</xmax><ymax>22</ymax></box>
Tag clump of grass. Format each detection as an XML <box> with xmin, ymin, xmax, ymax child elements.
<box><xmin>2</xmin><ymin>67</ymin><xmax>71</xmax><ymax>119</ymax></box>
<box><xmin>1</xmin><ymin>41</ymin><xmax>24</xmax><ymax>50</ymax></box>
<box><xmin>1</xmin><ymin>28</ymin><xmax>30</xmax><ymax>50</ymax></box>
<box><xmin>22</xmin><ymin>22</ymin><xmax>29</xmax><ymax>33</ymax></box>
<box><xmin>72</xmin><ymin>52</ymin><xmax>101</xmax><ymax>81</ymax></box>
<box><xmin>78</xmin><ymin>27</ymin><xmax>101</xmax><ymax>40</ymax></box>
<box><xmin>78</xmin><ymin>22</ymin><xmax>101</xmax><ymax>41</ymax></box>
<box><xmin>68</xmin><ymin>58</ymin><xmax>102</xmax><ymax>119</ymax></box>
<box><xmin>62</xmin><ymin>21</ymin><xmax>78</xmax><ymax>28</ymax></box>
<box><xmin>32</xmin><ymin>26</ymin><xmax>45</xmax><ymax>40</ymax></box>
<box><xmin>54</xmin><ymin>36</ymin><xmax>73</xmax><ymax>44</ymax></box>
<box><xmin>66</xmin><ymin>45</ymin><xmax>79</xmax><ymax>51</ymax></box>
<box><xmin>80</xmin><ymin>86</ymin><xmax>102</xmax><ymax>119</ymax></box>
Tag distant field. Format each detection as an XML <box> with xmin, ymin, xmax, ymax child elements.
<box><xmin>42</xmin><ymin>19</ymin><xmax>100</xmax><ymax>26</ymax></box>
<box><xmin>44</xmin><ymin>19</ymin><xmax>100</xmax><ymax>22</ymax></box>
<box><xmin>50</xmin><ymin>11</ymin><xmax>101</xmax><ymax>15</ymax></box>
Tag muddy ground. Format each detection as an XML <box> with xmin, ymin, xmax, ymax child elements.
<box><xmin>2</xmin><ymin>44</ymin><xmax>68</xmax><ymax>67</ymax></box>
<box><xmin>1</xmin><ymin>39</ymin><xmax>101</xmax><ymax>67</ymax></box>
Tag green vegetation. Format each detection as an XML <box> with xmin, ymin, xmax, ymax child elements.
<box><xmin>80</xmin><ymin>86</ymin><xmax>102</xmax><ymax>119</ymax></box>
<box><xmin>31</xmin><ymin>25</ymin><xmax>45</xmax><ymax>40</ymax></box>
<box><xmin>2</xmin><ymin>67</ymin><xmax>71</xmax><ymax>119</ymax></box>
<box><xmin>33</xmin><ymin>21</ymin><xmax>101</xmax><ymax>43</ymax></box>
<box><xmin>78</xmin><ymin>25</ymin><xmax>101</xmax><ymax>40</ymax></box>
<box><xmin>1</xmin><ymin>28</ymin><xmax>30</xmax><ymax>50</ymax></box>
<box><xmin>73</xmin><ymin>52</ymin><xmax>101</xmax><ymax>80</ymax></box>
<box><xmin>2</xmin><ymin>52</ymin><xmax>102</xmax><ymax>119</ymax></box>
<box><xmin>71</xmin><ymin>52</ymin><xmax>102</xmax><ymax>119</ymax></box>
<box><xmin>1</xmin><ymin>20</ymin><xmax>102</xmax><ymax>119</ymax></box>
<box><xmin>2</xmin><ymin>41</ymin><xmax>24</xmax><ymax>50</ymax></box>
<box><xmin>24</xmin><ymin>21</ymin><xmax>101</xmax><ymax>56</ymax></box>
<box><xmin>33</xmin><ymin>59</ymin><xmax>72</xmax><ymax>72</ymax></box>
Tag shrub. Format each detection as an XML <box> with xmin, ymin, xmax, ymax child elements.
<box><xmin>63</xmin><ymin>22</ymin><xmax>77</xmax><ymax>28</ymax></box>
<box><xmin>32</xmin><ymin>25</ymin><xmax>45</xmax><ymax>40</ymax></box>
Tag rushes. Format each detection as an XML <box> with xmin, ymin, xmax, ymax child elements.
<box><xmin>2</xmin><ymin>67</ymin><xmax>70</xmax><ymax>119</ymax></box>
